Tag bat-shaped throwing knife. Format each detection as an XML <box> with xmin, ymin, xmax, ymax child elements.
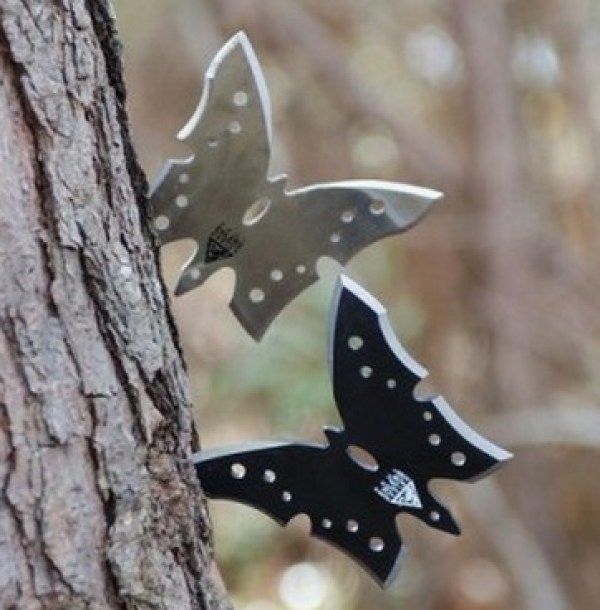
<box><xmin>150</xmin><ymin>31</ymin><xmax>442</xmax><ymax>340</ymax></box>
<box><xmin>194</xmin><ymin>276</ymin><xmax>512</xmax><ymax>587</ymax></box>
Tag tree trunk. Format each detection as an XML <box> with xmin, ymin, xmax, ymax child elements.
<box><xmin>451</xmin><ymin>3</ymin><xmax>568</xmax><ymax>608</ymax></box>
<box><xmin>0</xmin><ymin>2</ymin><xmax>229</xmax><ymax>608</ymax></box>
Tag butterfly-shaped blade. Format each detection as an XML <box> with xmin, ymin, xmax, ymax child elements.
<box><xmin>150</xmin><ymin>31</ymin><xmax>442</xmax><ymax>340</ymax></box>
<box><xmin>328</xmin><ymin>275</ymin><xmax>513</xmax><ymax>532</ymax></box>
<box><xmin>195</xmin><ymin>437</ymin><xmax>405</xmax><ymax>587</ymax></box>
<box><xmin>193</xmin><ymin>275</ymin><xmax>512</xmax><ymax>586</ymax></box>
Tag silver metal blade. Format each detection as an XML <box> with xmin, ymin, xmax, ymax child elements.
<box><xmin>150</xmin><ymin>32</ymin><xmax>442</xmax><ymax>339</ymax></box>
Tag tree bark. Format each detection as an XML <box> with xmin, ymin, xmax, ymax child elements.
<box><xmin>0</xmin><ymin>1</ymin><xmax>229</xmax><ymax>608</ymax></box>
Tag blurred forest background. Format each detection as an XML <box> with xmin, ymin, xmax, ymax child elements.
<box><xmin>113</xmin><ymin>1</ymin><xmax>600</xmax><ymax>609</ymax></box>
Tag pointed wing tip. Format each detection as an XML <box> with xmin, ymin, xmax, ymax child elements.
<box><xmin>416</xmin><ymin>186</ymin><xmax>443</xmax><ymax>219</ymax></box>
<box><xmin>379</xmin><ymin>546</ymin><xmax>408</xmax><ymax>589</ymax></box>
<box><xmin>328</xmin><ymin>274</ymin><xmax>386</xmax><ymax>375</ymax></box>
<box><xmin>213</xmin><ymin>30</ymin><xmax>256</xmax><ymax>70</ymax></box>
<box><xmin>394</xmin><ymin>183</ymin><xmax>443</xmax><ymax>228</ymax></box>
<box><xmin>448</xmin><ymin>520</ymin><xmax>461</xmax><ymax>536</ymax></box>
<box><xmin>229</xmin><ymin>29</ymin><xmax>251</xmax><ymax>43</ymax></box>
<box><xmin>394</xmin><ymin>183</ymin><xmax>443</xmax><ymax>205</ymax></box>
<box><xmin>367</xmin><ymin>181</ymin><xmax>443</xmax><ymax>231</ymax></box>
<box><xmin>228</xmin><ymin>30</ymin><xmax>255</xmax><ymax>55</ymax></box>
<box><xmin>494</xmin><ymin>447</ymin><xmax>514</xmax><ymax>467</ymax></box>
<box><xmin>483</xmin><ymin>441</ymin><xmax>514</xmax><ymax>470</ymax></box>
<box><xmin>334</xmin><ymin>274</ymin><xmax>386</xmax><ymax>315</ymax></box>
<box><xmin>174</xmin><ymin>275</ymin><xmax>195</xmax><ymax>297</ymax></box>
<box><xmin>177</xmin><ymin>29</ymin><xmax>270</xmax><ymax>143</ymax></box>
<box><xmin>247</xmin><ymin>326</ymin><xmax>265</xmax><ymax>342</ymax></box>
<box><xmin>425</xmin><ymin>187</ymin><xmax>444</xmax><ymax>203</ymax></box>
<box><xmin>229</xmin><ymin>298</ymin><xmax>267</xmax><ymax>342</ymax></box>
<box><xmin>309</xmin><ymin>517</ymin><xmax>407</xmax><ymax>590</ymax></box>
<box><xmin>428</xmin><ymin>395</ymin><xmax>515</xmax><ymax>479</ymax></box>
<box><xmin>328</xmin><ymin>274</ymin><xmax>428</xmax><ymax>381</ymax></box>
<box><xmin>223</xmin><ymin>30</ymin><xmax>271</xmax><ymax>126</ymax></box>
<box><xmin>220</xmin><ymin>31</ymin><xmax>260</xmax><ymax>70</ymax></box>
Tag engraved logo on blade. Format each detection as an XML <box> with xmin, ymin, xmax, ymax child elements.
<box><xmin>374</xmin><ymin>469</ymin><xmax>422</xmax><ymax>509</ymax></box>
<box><xmin>205</xmin><ymin>223</ymin><xmax>244</xmax><ymax>263</ymax></box>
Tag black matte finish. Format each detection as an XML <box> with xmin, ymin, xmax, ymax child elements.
<box><xmin>194</xmin><ymin>276</ymin><xmax>512</xmax><ymax>587</ymax></box>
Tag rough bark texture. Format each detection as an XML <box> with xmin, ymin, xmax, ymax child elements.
<box><xmin>0</xmin><ymin>1</ymin><xmax>229</xmax><ymax>608</ymax></box>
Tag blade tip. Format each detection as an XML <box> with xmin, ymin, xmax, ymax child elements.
<box><xmin>498</xmin><ymin>448</ymin><xmax>515</xmax><ymax>463</ymax></box>
<box><xmin>379</xmin><ymin>545</ymin><xmax>408</xmax><ymax>589</ymax></box>
<box><xmin>380</xmin><ymin>182</ymin><xmax>444</xmax><ymax>229</ymax></box>
<box><xmin>427</xmin><ymin>188</ymin><xmax>444</xmax><ymax>202</ymax></box>
<box><xmin>335</xmin><ymin>274</ymin><xmax>386</xmax><ymax>315</ymax></box>
<box><xmin>229</xmin><ymin>299</ymin><xmax>267</xmax><ymax>342</ymax></box>
<box><xmin>177</xmin><ymin>30</ymin><xmax>256</xmax><ymax>142</ymax></box>
<box><xmin>174</xmin><ymin>279</ymin><xmax>191</xmax><ymax>297</ymax></box>
<box><xmin>230</xmin><ymin>30</ymin><xmax>254</xmax><ymax>55</ymax></box>
<box><xmin>449</xmin><ymin>520</ymin><xmax>461</xmax><ymax>536</ymax></box>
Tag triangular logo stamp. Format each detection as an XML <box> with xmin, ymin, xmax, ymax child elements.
<box><xmin>205</xmin><ymin>223</ymin><xmax>244</xmax><ymax>263</ymax></box>
<box><xmin>374</xmin><ymin>469</ymin><xmax>423</xmax><ymax>509</ymax></box>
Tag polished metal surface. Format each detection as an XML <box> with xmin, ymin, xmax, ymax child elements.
<box><xmin>194</xmin><ymin>275</ymin><xmax>512</xmax><ymax>587</ymax></box>
<box><xmin>150</xmin><ymin>32</ymin><xmax>442</xmax><ymax>339</ymax></box>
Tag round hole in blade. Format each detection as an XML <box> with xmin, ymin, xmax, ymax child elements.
<box><xmin>243</xmin><ymin>197</ymin><xmax>272</xmax><ymax>226</ymax></box>
<box><xmin>190</xmin><ymin>268</ymin><xmax>201</xmax><ymax>281</ymax></box>
<box><xmin>347</xmin><ymin>336</ymin><xmax>363</xmax><ymax>351</ymax></box>
<box><xmin>230</xmin><ymin>463</ymin><xmax>246</xmax><ymax>479</ymax></box>
<box><xmin>270</xmin><ymin>269</ymin><xmax>283</xmax><ymax>282</ymax></box>
<box><xmin>341</xmin><ymin>209</ymin><xmax>355</xmax><ymax>223</ymax></box>
<box><xmin>346</xmin><ymin>519</ymin><xmax>359</xmax><ymax>533</ymax></box>
<box><xmin>430</xmin><ymin>510</ymin><xmax>441</xmax><ymax>522</ymax></box>
<box><xmin>321</xmin><ymin>518</ymin><xmax>332</xmax><ymax>529</ymax></box>
<box><xmin>228</xmin><ymin>120</ymin><xmax>242</xmax><ymax>134</ymax></box>
<box><xmin>360</xmin><ymin>365</ymin><xmax>373</xmax><ymax>378</ymax></box>
<box><xmin>207</xmin><ymin>137</ymin><xmax>218</xmax><ymax>148</ymax></box>
<box><xmin>451</xmin><ymin>451</ymin><xmax>467</xmax><ymax>467</ymax></box>
<box><xmin>369</xmin><ymin>537</ymin><xmax>385</xmax><ymax>552</ymax></box>
<box><xmin>233</xmin><ymin>90</ymin><xmax>248</xmax><ymax>106</ymax></box>
<box><xmin>423</xmin><ymin>411</ymin><xmax>433</xmax><ymax>421</ymax></box>
<box><xmin>249</xmin><ymin>288</ymin><xmax>265</xmax><ymax>303</ymax></box>
<box><xmin>296</xmin><ymin>264</ymin><xmax>306</xmax><ymax>274</ymax></box>
<box><xmin>429</xmin><ymin>433</ymin><xmax>441</xmax><ymax>446</ymax></box>
<box><xmin>282</xmin><ymin>491</ymin><xmax>292</xmax><ymax>503</ymax></box>
<box><xmin>175</xmin><ymin>195</ymin><xmax>189</xmax><ymax>208</ymax></box>
<box><xmin>263</xmin><ymin>469</ymin><xmax>276</xmax><ymax>484</ymax></box>
<box><xmin>330</xmin><ymin>232</ymin><xmax>341</xmax><ymax>244</ymax></box>
<box><xmin>347</xmin><ymin>445</ymin><xmax>379</xmax><ymax>472</ymax></box>
<box><xmin>179</xmin><ymin>173</ymin><xmax>190</xmax><ymax>184</ymax></box>
<box><xmin>386</xmin><ymin>378</ymin><xmax>397</xmax><ymax>389</ymax></box>
<box><xmin>154</xmin><ymin>215</ymin><xmax>170</xmax><ymax>231</ymax></box>
<box><xmin>370</xmin><ymin>199</ymin><xmax>386</xmax><ymax>215</ymax></box>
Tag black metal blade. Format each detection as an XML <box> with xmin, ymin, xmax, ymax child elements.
<box><xmin>194</xmin><ymin>275</ymin><xmax>513</xmax><ymax>587</ymax></box>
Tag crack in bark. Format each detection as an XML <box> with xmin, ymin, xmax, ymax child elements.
<box><xmin>0</xmin><ymin>324</ymin><xmax>60</xmax><ymax>604</ymax></box>
<box><xmin>84</xmin><ymin>0</ymin><xmax>190</xmax><ymax>369</ymax></box>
